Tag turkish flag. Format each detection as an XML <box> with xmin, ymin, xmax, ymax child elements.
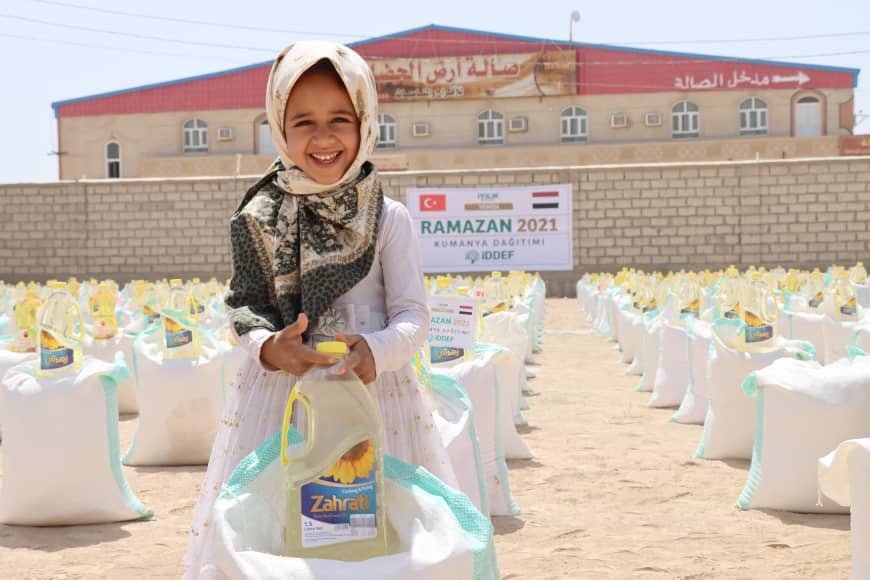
<box><xmin>419</xmin><ymin>194</ymin><xmax>446</xmax><ymax>212</ymax></box>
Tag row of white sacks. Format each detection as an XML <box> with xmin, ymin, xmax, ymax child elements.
<box><xmin>577</xmin><ymin>277</ymin><xmax>870</xmax><ymax>578</ymax></box>
<box><xmin>0</xmin><ymin>278</ymin><xmax>546</xmax><ymax>530</ymax></box>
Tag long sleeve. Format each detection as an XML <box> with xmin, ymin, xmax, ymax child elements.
<box><xmin>232</xmin><ymin>327</ymin><xmax>278</xmax><ymax>370</ymax></box>
<box><xmin>360</xmin><ymin>201</ymin><xmax>429</xmax><ymax>375</ymax></box>
<box><xmin>224</xmin><ymin>211</ymin><xmax>283</xmax><ymax>337</ymax></box>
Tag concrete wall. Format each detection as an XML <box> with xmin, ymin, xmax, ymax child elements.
<box><xmin>3</xmin><ymin>156</ymin><xmax>869</xmax><ymax>297</ymax></box>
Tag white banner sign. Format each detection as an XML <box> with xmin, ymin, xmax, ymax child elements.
<box><xmin>427</xmin><ymin>295</ymin><xmax>478</xmax><ymax>365</ymax></box>
<box><xmin>407</xmin><ymin>184</ymin><xmax>573</xmax><ymax>272</ymax></box>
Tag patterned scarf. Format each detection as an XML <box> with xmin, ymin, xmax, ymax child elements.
<box><xmin>226</xmin><ymin>41</ymin><xmax>383</xmax><ymax>336</ymax></box>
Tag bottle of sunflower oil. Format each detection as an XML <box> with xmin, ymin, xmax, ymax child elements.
<box><xmin>431</xmin><ymin>276</ymin><xmax>453</xmax><ymax>296</ymax></box>
<box><xmin>739</xmin><ymin>272</ymin><xmax>779</xmax><ymax>353</ymax></box>
<box><xmin>162</xmin><ymin>279</ymin><xmax>201</xmax><ymax>360</ymax></box>
<box><xmin>831</xmin><ymin>270</ymin><xmax>859</xmax><ymax>321</ymax></box>
<box><xmin>188</xmin><ymin>277</ymin><xmax>207</xmax><ymax>323</ymax></box>
<box><xmin>715</xmin><ymin>265</ymin><xmax>743</xmax><ymax>319</ymax></box>
<box><xmin>135</xmin><ymin>282</ymin><xmax>163</xmax><ymax>328</ymax></box>
<box><xmin>802</xmin><ymin>269</ymin><xmax>826</xmax><ymax>310</ymax></box>
<box><xmin>850</xmin><ymin>262</ymin><xmax>868</xmax><ymax>285</ymax></box>
<box><xmin>89</xmin><ymin>282</ymin><xmax>119</xmax><ymax>340</ymax></box>
<box><xmin>37</xmin><ymin>281</ymin><xmax>84</xmax><ymax>378</ymax></box>
<box><xmin>11</xmin><ymin>290</ymin><xmax>42</xmax><ymax>353</ymax></box>
<box><xmin>281</xmin><ymin>341</ymin><xmax>388</xmax><ymax>561</ymax></box>
<box><xmin>483</xmin><ymin>271</ymin><xmax>509</xmax><ymax>315</ymax></box>
<box><xmin>678</xmin><ymin>272</ymin><xmax>701</xmax><ymax>319</ymax></box>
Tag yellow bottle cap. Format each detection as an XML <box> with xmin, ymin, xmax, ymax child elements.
<box><xmin>315</xmin><ymin>341</ymin><xmax>348</xmax><ymax>357</ymax></box>
<box><xmin>170</xmin><ymin>278</ymin><xmax>183</xmax><ymax>286</ymax></box>
<box><xmin>491</xmin><ymin>271</ymin><xmax>502</xmax><ymax>278</ymax></box>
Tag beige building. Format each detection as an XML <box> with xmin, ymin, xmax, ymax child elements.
<box><xmin>52</xmin><ymin>25</ymin><xmax>860</xmax><ymax>180</ymax></box>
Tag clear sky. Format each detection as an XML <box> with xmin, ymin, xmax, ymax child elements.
<box><xmin>1</xmin><ymin>0</ymin><xmax>868</xmax><ymax>183</ymax></box>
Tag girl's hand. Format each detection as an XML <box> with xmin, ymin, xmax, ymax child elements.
<box><xmin>260</xmin><ymin>313</ymin><xmax>336</xmax><ymax>375</ymax></box>
<box><xmin>335</xmin><ymin>332</ymin><xmax>377</xmax><ymax>384</ymax></box>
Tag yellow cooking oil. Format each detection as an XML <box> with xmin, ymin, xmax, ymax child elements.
<box><xmin>715</xmin><ymin>265</ymin><xmax>743</xmax><ymax>319</ymax></box>
<box><xmin>739</xmin><ymin>272</ymin><xmax>779</xmax><ymax>353</ymax></box>
<box><xmin>12</xmin><ymin>290</ymin><xmax>42</xmax><ymax>353</ymax></box>
<box><xmin>89</xmin><ymin>282</ymin><xmax>119</xmax><ymax>340</ymax></box>
<box><xmin>37</xmin><ymin>281</ymin><xmax>84</xmax><ymax>378</ymax></box>
<box><xmin>831</xmin><ymin>270</ymin><xmax>859</xmax><ymax>321</ymax></box>
<box><xmin>162</xmin><ymin>279</ymin><xmax>201</xmax><ymax>360</ymax></box>
<box><xmin>281</xmin><ymin>341</ymin><xmax>389</xmax><ymax>561</ymax></box>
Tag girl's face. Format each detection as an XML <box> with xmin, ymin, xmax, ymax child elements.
<box><xmin>282</xmin><ymin>67</ymin><xmax>361</xmax><ymax>185</ymax></box>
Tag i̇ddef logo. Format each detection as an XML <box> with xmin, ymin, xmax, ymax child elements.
<box><xmin>419</xmin><ymin>194</ymin><xmax>446</xmax><ymax>212</ymax></box>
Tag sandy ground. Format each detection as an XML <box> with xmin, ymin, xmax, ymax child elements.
<box><xmin>0</xmin><ymin>298</ymin><xmax>852</xmax><ymax>579</ymax></box>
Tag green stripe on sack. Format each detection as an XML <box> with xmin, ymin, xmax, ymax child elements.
<box><xmin>100</xmin><ymin>365</ymin><xmax>153</xmax><ymax>520</ymax></box>
<box><xmin>736</xmin><ymin>387</ymin><xmax>766</xmax><ymax>510</ymax></box>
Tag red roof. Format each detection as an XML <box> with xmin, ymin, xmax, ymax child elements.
<box><xmin>52</xmin><ymin>24</ymin><xmax>858</xmax><ymax>118</ymax></box>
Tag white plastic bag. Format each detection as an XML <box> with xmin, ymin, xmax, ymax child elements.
<box><xmin>85</xmin><ymin>333</ymin><xmax>138</xmax><ymax>413</ymax></box>
<box><xmin>818</xmin><ymin>438</ymin><xmax>870</xmax><ymax>579</ymax></box>
<box><xmin>436</xmin><ymin>348</ymin><xmax>519</xmax><ymax>517</ymax></box>
<box><xmin>695</xmin><ymin>319</ymin><xmax>815</xmax><ymax>461</ymax></box>
<box><xmin>431</xmin><ymin>372</ymin><xmax>488</xmax><ymax>515</ymax></box>
<box><xmin>617</xmin><ymin>308</ymin><xmax>643</xmax><ymax>366</ymax></box>
<box><xmin>737</xmin><ymin>356</ymin><xmax>870</xmax><ymax>512</ymax></box>
<box><xmin>649</xmin><ymin>322</ymin><xmax>690</xmax><ymax>408</ymax></box>
<box><xmin>0</xmin><ymin>353</ymin><xmax>151</xmax><ymax>525</ymax></box>
<box><xmin>123</xmin><ymin>325</ymin><xmax>227</xmax><ymax>466</ymax></box>
<box><xmin>636</xmin><ymin>312</ymin><xmax>663</xmax><ymax>393</ymax></box>
<box><xmin>210</xmin><ymin>430</ymin><xmax>498</xmax><ymax>580</ymax></box>
<box><xmin>672</xmin><ymin>318</ymin><xmax>713</xmax><ymax>425</ymax></box>
<box><xmin>821</xmin><ymin>314</ymin><xmax>868</xmax><ymax>365</ymax></box>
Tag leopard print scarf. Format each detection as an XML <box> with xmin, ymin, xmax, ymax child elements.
<box><xmin>225</xmin><ymin>160</ymin><xmax>383</xmax><ymax>337</ymax></box>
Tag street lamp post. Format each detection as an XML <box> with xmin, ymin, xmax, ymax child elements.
<box><xmin>569</xmin><ymin>10</ymin><xmax>581</xmax><ymax>44</ymax></box>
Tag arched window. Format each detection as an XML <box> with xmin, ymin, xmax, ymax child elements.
<box><xmin>183</xmin><ymin>118</ymin><xmax>208</xmax><ymax>153</ymax></box>
<box><xmin>739</xmin><ymin>97</ymin><xmax>768</xmax><ymax>136</ymax></box>
<box><xmin>560</xmin><ymin>106</ymin><xmax>588</xmax><ymax>143</ymax></box>
<box><xmin>105</xmin><ymin>141</ymin><xmax>121</xmax><ymax>178</ymax></box>
<box><xmin>377</xmin><ymin>114</ymin><xmax>397</xmax><ymax>148</ymax></box>
<box><xmin>477</xmin><ymin>110</ymin><xmax>504</xmax><ymax>145</ymax></box>
<box><xmin>671</xmin><ymin>101</ymin><xmax>700</xmax><ymax>138</ymax></box>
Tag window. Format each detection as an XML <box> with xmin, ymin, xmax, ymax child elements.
<box><xmin>183</xmin><ymin>118</ymin><xmax>208</xmax><ymax>153</ymax></box>
<box><xmin>610</xmin><ymin>113</ymin><xmax>629</xmax><ymax>128</ymax></box>
<box><xmin>672</xmin><ymin>101</ymin><xmax>699</xmax><ymax>138</ymax></box>
<box><xmin>412</xmin><ymin>122</ymin><xmax>430</xmax><ymax>137</ymax></box>
<box><xmin>105</xmin><ymin>141</ymin><xmax>121</xmax><ymax>179</ymax></box>
<box><xmin>477</xmin><ymin>110</ymin><xmax>504</xmax><ymax>145</ymax></box>
<box><xmin>508</xmin><ymin>116</ymin><xmax>528</xmax><ymax>132</ymax></box>
<box><xmin>739</xmin><ymin>98</ymin><xmax>768</xmax><ymax>136</ymax></box>
<box><xmin>560</xmin><ymin>107</ymin><xmax>588</xmax><ymax>142</ymax></box>
<box><xmin>377</xmin><ymin>114</ymin><xmax>397</xmax><ymax>148</ymax></box>
<box><xmin>644</xmin><ymin>112</ymin><xmax>662</xmax><ymax>127</ymax></box>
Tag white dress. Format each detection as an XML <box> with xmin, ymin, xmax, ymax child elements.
<box><xmin>183</xmin><ymin>197</ymin><xmax>457</xmax><ymax>578</ymax></box>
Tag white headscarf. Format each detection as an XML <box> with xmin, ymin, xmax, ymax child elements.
<box><xmin>265</xmin><ymin>41</ymin><xmax>379</xmax><ymax>195</ymax></box>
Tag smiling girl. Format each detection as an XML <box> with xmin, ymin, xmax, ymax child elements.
<box><xmin>182</xmin><ymin>41</ymin><xmax>457</xmax><ymax>578</ymax></box>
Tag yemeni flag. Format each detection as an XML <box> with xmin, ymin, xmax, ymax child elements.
<box><xmin>458</xmin><ymin>304</ymin><xmax>474</xmax><ymax>316</ymax></box>
<box><xmin>532</xmin><ymin>190</ymin><xmax>559</xmax><ymax>209</ymax></box>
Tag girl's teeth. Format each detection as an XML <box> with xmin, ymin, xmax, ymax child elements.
<box><xmin>312</xmin><ymin>152</ymin><xmax>339</xmax><ymax>162</ymax></box>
